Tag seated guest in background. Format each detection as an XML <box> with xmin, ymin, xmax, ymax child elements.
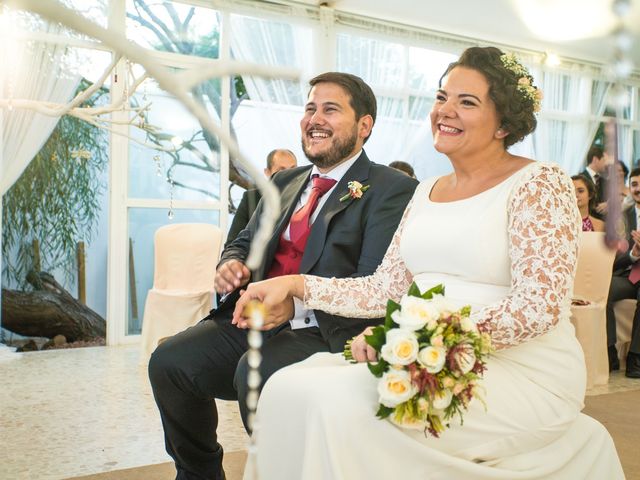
<box><xmin>225</xmin><ymin>148</ymin><xmax>297</xmax><ymax>247</ymax></box>
<box><xmin>388</xmin><ymin>160</ymin><xmax>416</xmax><ymax>178</ymax></box>
<box><xmin>606</xmin><ymin>167</ymin><xmax>640</xmax><ymax>378</ymax></box>
<box><xmin>581</xmin><ymin>145</ymin><xmax>609</xmax><ymax>217</ymax></box>
<box><xmin>572</xmin><ymin>174</ymin><xmax>604</xmax><ymax>232</ymax></box>
<box><xmin>148</xmin><ymin>71</ymin><xmax>418</xmax><ymax>480</ymax></box>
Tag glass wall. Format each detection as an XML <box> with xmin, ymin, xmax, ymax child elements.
<box><xmin>124</xmin><ymin>1</ymin><xmax>224</xmax><ymax>337</ymax></box>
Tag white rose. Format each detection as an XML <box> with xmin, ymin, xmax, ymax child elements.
<box><xmin>432</xmin><ymin>389</ymin><xmax>453</xmax><ymax>410</ymax></box>
<box><xmin>392</xmin><ymin>295</ymin><xmax>440</xmax><ymax>331</ymax></box>
<box><xmin>452</xmin><ymin>343</ymin><xmax>476</xmax><ymax>374</ymax></box>
<box><xmin>378</xmin><ymin>368</ymin><xmax>416</xmax><ymax>408</ymax></box>
<box><xmin>429</xmin><ymin>294</ymin><xmax>458</xmax><ymax>317</ymax></box>
<box><xmin>380</xmin><ymin>328</ymin><xmax>419</xmax><ymax>365</ymax></box>
<box><xmin>460</xmin><ymin>316</ymin><xmax>477</xmax><ymax>333</ymax></box>
<box><xmin>417</xmin><ymin>346</ymin><xmax>447</xmax><ymax>373</ymax></box>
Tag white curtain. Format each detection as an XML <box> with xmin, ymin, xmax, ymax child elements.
<box><xmin>531</xmin><ymin>66</ymin><xmax>610</xmax><ymax>174</ymax></box>
<box><xmin>230</xmin><ymin>14</ymin><xmax>311</xmax><ymax>106</ymax></box>
<box><xmin>1</xmin><ymin>31</ymin><xmax>80</xmax><ymax>194</ymax></box>
<box><xmin>615</xmin><ymin>86</ymin><xmax>637</xmax><ymax>166</ymax></box>
<box><xmin>335</xmin><ymin>33</ymin><xmax>456</xmax><ymax>180</ymax></box>
<box><xmin>229</xmin><ymin>14</ymin><xmax>314</xmax><ymax>172</ymax></box>
<box><xmin>0</xmin><ymin>26</ymin><xmax>80</xmax><ymax>359</ymax></box>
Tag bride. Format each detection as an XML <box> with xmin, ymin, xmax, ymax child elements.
<box><xmin>234</xmin><ymin>47</ymin><xmax>623</xmax><ymax>479</ymax></box>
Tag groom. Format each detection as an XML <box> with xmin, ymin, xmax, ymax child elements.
<box><xmin>148</xmin><ymin>72</ymin><xmax>418</xmax><ymax>480</ymax></box>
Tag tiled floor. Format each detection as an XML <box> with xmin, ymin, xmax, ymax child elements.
<box><xmin>587</xmin><ymin>369</ymin><xmax>640</xmax><ymax>396</ymax></box>
<box><xmin>1</xmin><ymin>345</ymin><xmax>639</xmax><ymax>480</ymax></box>
<box><xmin>0</xmin><ymin>345</ymin><xmax>248</xmax><ymax>480</ymax></box>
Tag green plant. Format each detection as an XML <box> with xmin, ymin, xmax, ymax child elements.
<box><xmin>2</xmin><ymin>79</ymin><xmax>108</xmax><ymax>288</ymax></box>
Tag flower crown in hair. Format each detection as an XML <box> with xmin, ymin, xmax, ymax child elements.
<box><xmin>500</xmin><ymin>53</ymin><xmax>543</xmax><ymax>113</ymax></box>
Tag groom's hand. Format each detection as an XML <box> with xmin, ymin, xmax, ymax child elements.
<box><xmin>214</xmin><ymin>260</ymin><xmax>250</xmax><ymax>294</ymax></box>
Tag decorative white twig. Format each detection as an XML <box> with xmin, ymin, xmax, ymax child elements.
<box><xmin>3</xmin><ymin>0</ymin><xmax>300</xmax><ymax>270</ymax></box>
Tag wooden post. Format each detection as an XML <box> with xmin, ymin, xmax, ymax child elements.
<box><xmin>32</xmin><ymin>239</ymin><xmax>41</xmax><ymax>272</ymax></box>
<box><xmin>128</xmin><ymin>237</ymin><xmax>138</xmax><ymax>320</ymax></box>
<box><xmin>77</xmin><ymin>241</ymin><xmax>86</xmax><ymax>305</ymax></box>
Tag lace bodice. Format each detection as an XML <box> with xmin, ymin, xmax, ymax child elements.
<box><xmin>303</xmin><ymin>163</ymin><xmax>580</xmax><ymax>349</ymax></box>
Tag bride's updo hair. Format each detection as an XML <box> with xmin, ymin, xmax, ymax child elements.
<box><xmin>439</xmin><ymin>46</ymin><xmax>539</xmax><ymax>148</ymax></box>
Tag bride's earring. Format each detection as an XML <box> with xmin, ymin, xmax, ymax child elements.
<box><xmin>496</xmin><ymin>128</ymin><xmax>508</xmax><ymax>139</ymax></box>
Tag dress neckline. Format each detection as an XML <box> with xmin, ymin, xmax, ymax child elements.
<box><xmin>426</xmin><ymin>161</ymin><xmax>539</xmax><ymax>204</ymax></box>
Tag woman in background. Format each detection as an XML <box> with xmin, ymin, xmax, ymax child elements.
<box><xmin>572</xmin><ymin>174</ymin><xmax>605</xmax><ymax>232</ymax></box>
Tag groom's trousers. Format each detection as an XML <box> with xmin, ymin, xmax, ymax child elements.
<box><xmin>148</xmin><ymin>314</ymin><xmax>330</xmax><ymax>480</ymax></box>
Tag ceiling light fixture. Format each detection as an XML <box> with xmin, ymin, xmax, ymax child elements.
<box><xmin>543</xmin><ymin>53</ymin><xmax>561</xmax><ymax>67</ymax></box>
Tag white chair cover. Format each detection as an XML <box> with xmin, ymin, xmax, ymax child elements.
<box><xmin>139</xmin><ymin>223</ymin><xmax>222</xmax><ymax>365</ymax></box>
<box><xmin>570</xmin><ymin>232</ymin><xmax>616</xmax><ymax>389</ymax></box>
<box><xmin>613</xmin><ymin>299</ymin><xmax>634</xmax><ymax>369</ymax></box>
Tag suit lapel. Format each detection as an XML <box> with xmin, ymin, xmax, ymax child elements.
<box><xmin>300</xmin><ymin>152</ymin><xmax>371</xmax><ymax>273</ymax></box>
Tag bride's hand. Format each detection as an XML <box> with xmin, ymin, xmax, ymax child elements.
<box><xmin>350</xmin><ymin>326</ymin><xmax>378</xmax><ymax>363</ymax></box>
<box><xmin>232</xmin><ymin>275</ymin><xmax>303</xmax><ymax>329</ymax></box>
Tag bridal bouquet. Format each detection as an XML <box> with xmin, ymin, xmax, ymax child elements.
<box><xmin>344</xmin><ymin>283</ymin><xmax>492</xmax><ymax>437</ymax></box>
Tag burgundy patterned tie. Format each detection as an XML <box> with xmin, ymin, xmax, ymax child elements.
<box><xmin>289</xmin><ymin>175</ymin><xmax>337</xmax><ymax>246</ymax></box>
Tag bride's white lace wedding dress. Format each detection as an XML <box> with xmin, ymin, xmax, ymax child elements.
<box><xmin>250</xmin><ymin>163</ymin><xmax>624</xmax><ymax>480</ymax></box>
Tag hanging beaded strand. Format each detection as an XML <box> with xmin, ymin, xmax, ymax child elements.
<box><xmin>153</xmin><ymin>154</ymin><xmax>162</xmax><ymax>177</ymax></box>
<box><xmin>167</xmin><ymin>170</ymin><xmax>175</xmax><ymax>220</ymax></box>
<box><xmin>604</xmin><ymin>0</ymin><xmax>635</xmax><ymax>250</ymax></box>
<box><xmin>609</xmin><ymin>0</ymin><xmax>634</xmax><ymax>111</ymax></box>
<box><xmin>242</xmin><ymin>300</ymin><xmax>266</xmax><ymax>480</ymax></box>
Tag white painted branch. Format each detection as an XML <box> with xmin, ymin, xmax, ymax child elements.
<box><xmin>58</xmin><ymin>53</ymin><xmax>122</xmax><ymax>116</ymax></box>
<box><xmin>5</xmin><ymin>0</ymin><xmax>297</xmax><ymax>269</ymax></box>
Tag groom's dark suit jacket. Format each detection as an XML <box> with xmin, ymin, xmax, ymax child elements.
<box><xmin>216</xmin><ymin>151</ymin><xmax>418</xmax><ymax>351</ymax></box>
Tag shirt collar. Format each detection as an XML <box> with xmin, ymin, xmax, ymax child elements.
<box><xmin>310</xmin><ymin>149</ymin><xmax>362</xmax><ymax>183</ymax></box>
<box><xmin>586</xmin><ymin>166</ymin><xmax>598</xmax><ymax>179</ymax></box>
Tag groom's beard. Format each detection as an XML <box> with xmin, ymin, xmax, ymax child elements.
<box><xmin>302</xmin><ymin>125</ymin><xmax>359</xmax><ymax>170</ymax></box>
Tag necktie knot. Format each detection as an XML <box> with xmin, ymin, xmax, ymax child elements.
<box><xmin>311</xmin><ymin>174</ymin><xmax>337</xmax><ymax>196</ymax></box>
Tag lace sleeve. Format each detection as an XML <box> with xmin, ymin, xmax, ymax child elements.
<box><xmin>473</xmin><ymin>163</ymin><xmax>580</xmax><ymax>350</ymax></box>
<box><xmin>302</xmin><ymin>197</ymin><xmax>415</xmax><ymax>318</ymax></box>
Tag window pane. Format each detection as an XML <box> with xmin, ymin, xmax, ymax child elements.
<box><xmin>408</xmin><ymin>47</ymin><xmax>457</xmax><ymax>92</ymax></box>
<box><xmin>409</xmin><ymin>95</ymin><xmax>432</xmax><ymax>122</ymax></box>
<box><xmin>126</xmin><ymin>0</ymin><xmax>221</xmax><ymax>58</ymax></box>
<box><xmin>336</xmin><ymin>34</ymin><xmax>404</xmax><ymax>88</ymax></box>
<box><xmin>230</xmin><ymin>14</ymin><xmax>312</xmax><ymax>106</ymax></box>
<box><xmin>127</xmin><ymin>207</ymin><xmax>220</xmax><ymax>335</ymax></box>
<box><xmin>128</xmin><ymin>76</ymin><xmax>221</xmax><ymax>202</ymax></box>
<box><xmin>5</xmin><ymin>1</ymin><xmax>107</xmax><ymax>37</ymax></box>
<box><xmin>60</xmin><ymin>0</ymin><xmax>108</xmax><ymax>27</ymax></box>
<box><xmin>633</xmin><ymin>130</ymin><xmax>640</xmax><ymax>168</ymax></box>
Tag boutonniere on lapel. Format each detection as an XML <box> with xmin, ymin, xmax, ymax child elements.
<box><xmin>339</xmin><ymin>181</ymin><xmax>370</xmax><ymax>202</ymax></box>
